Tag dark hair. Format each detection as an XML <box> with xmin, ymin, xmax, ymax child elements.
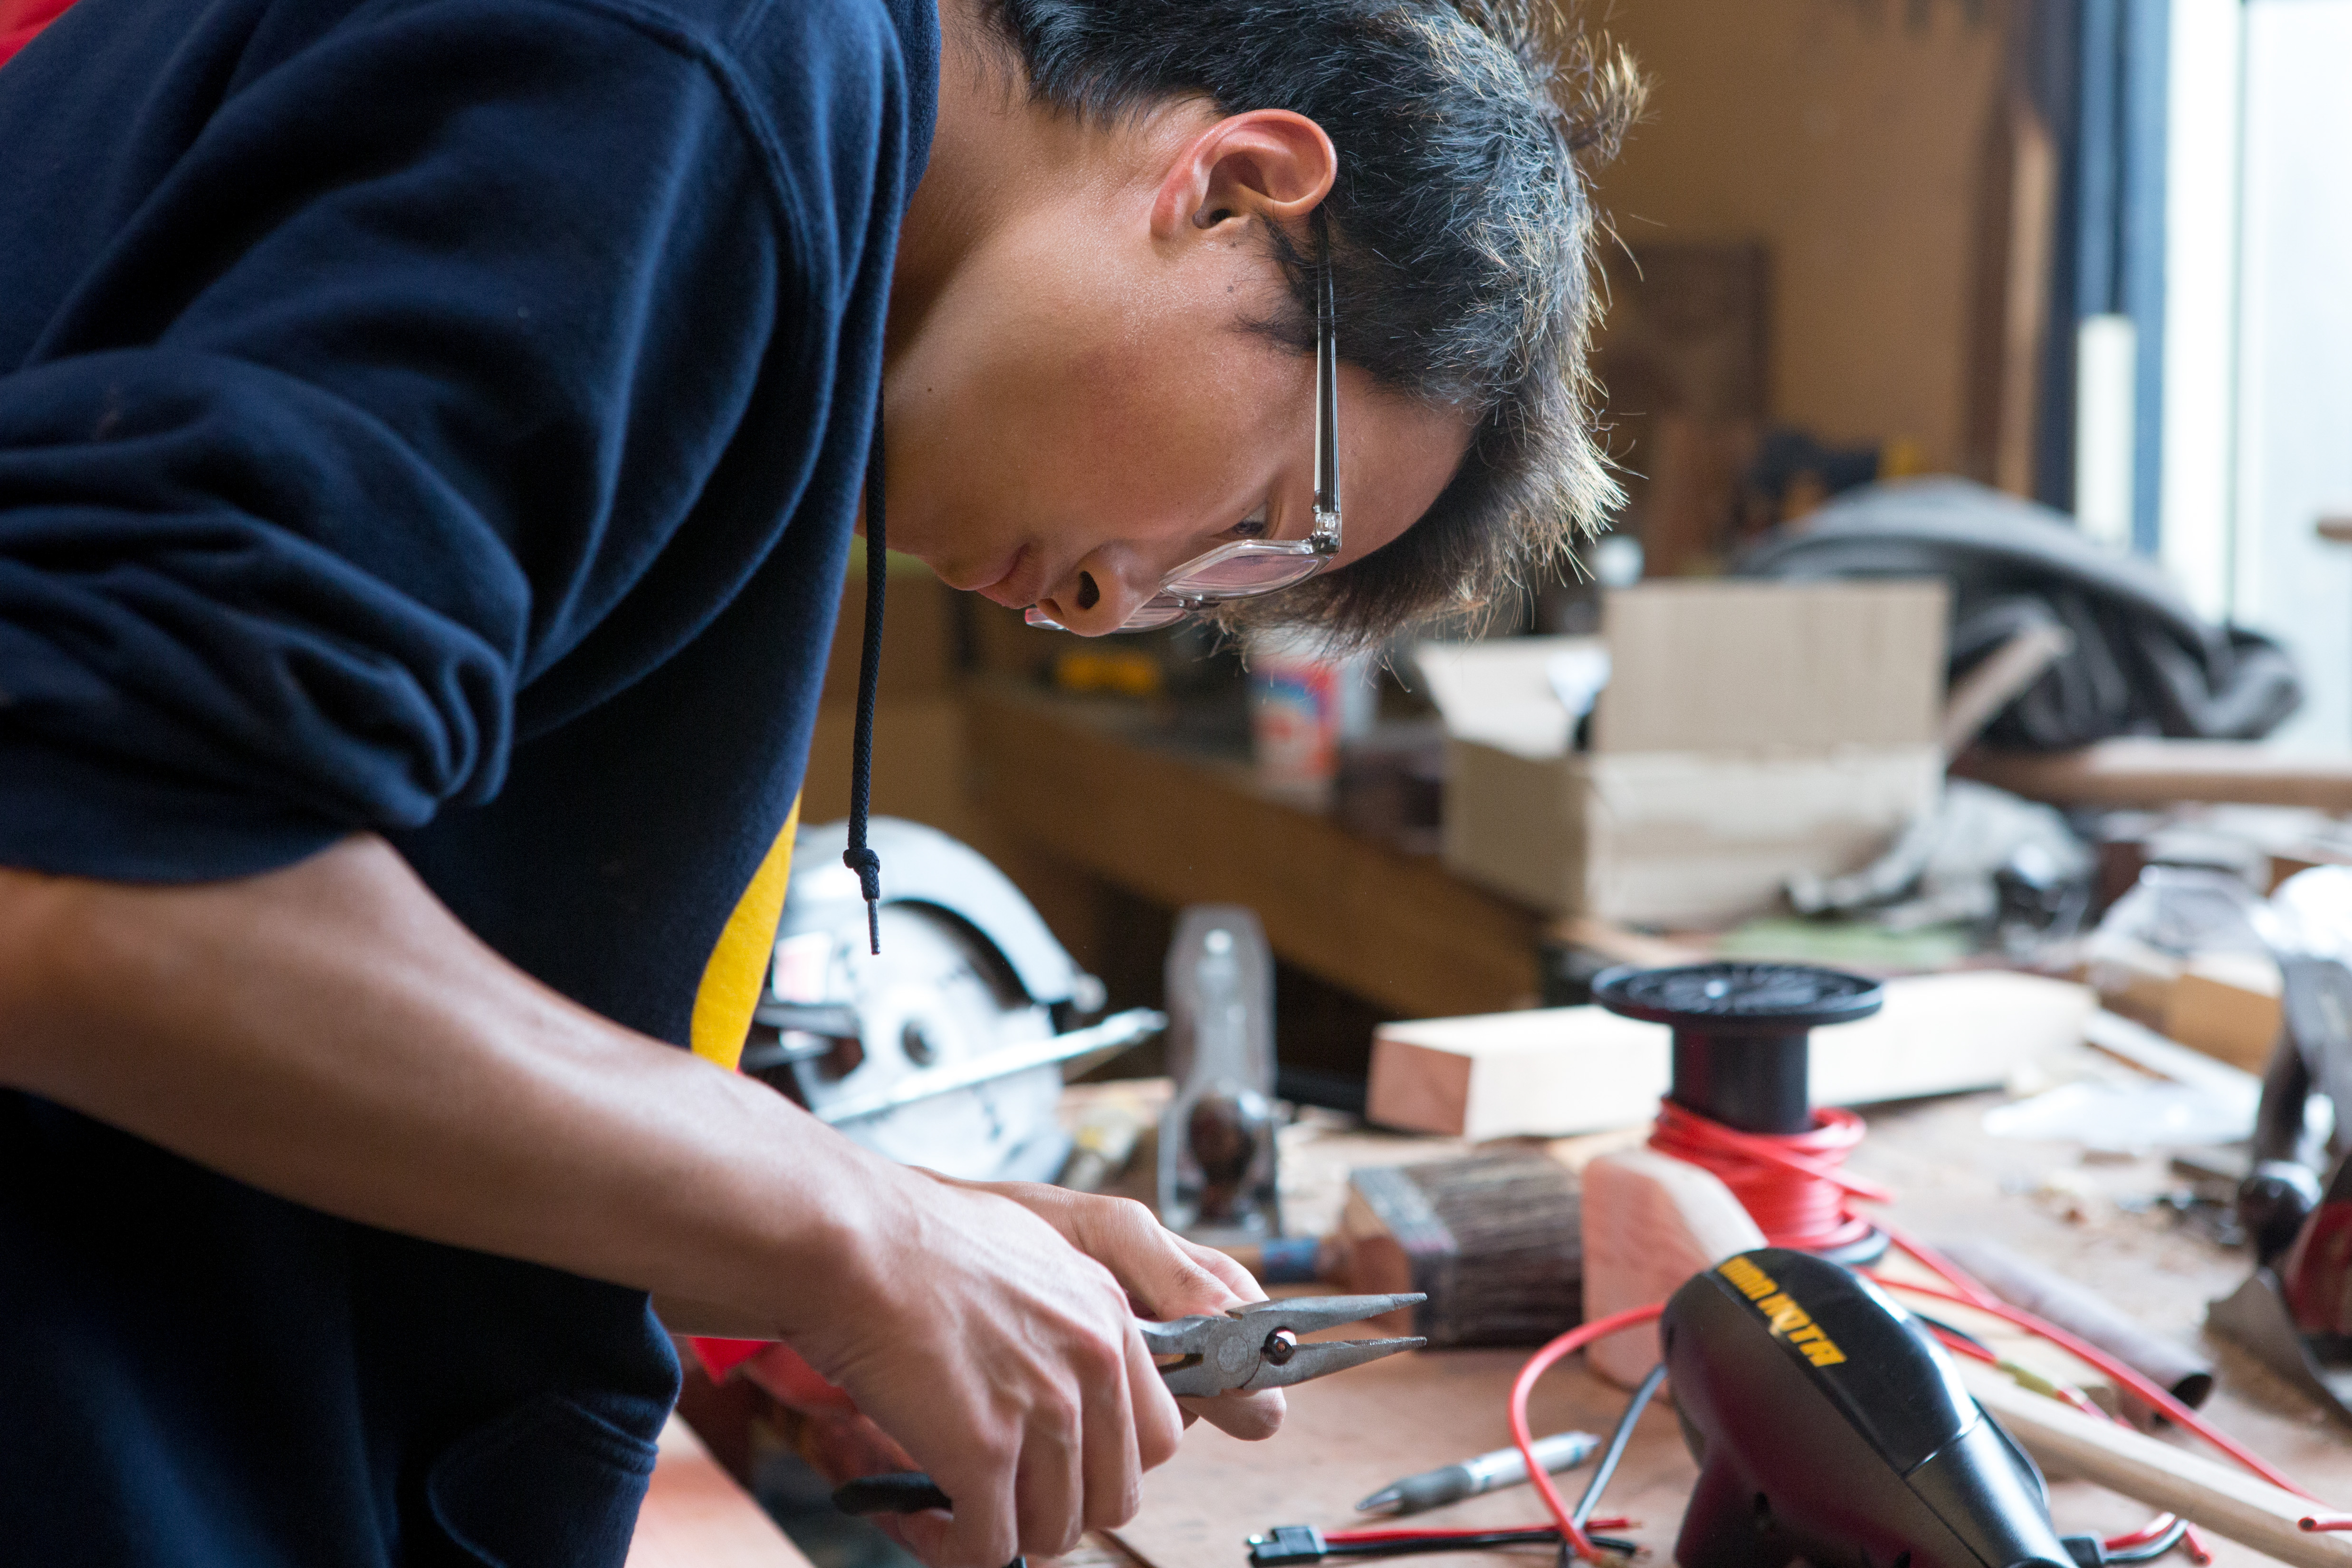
<box><xmin>978</xmin><ymin>0</ymin><xmax>1644</xmax><ymax>643</ymax></box>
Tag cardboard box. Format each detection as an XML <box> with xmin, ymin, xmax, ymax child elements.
<box><xmin>1416</xmin><ymin>580</ymin><xmax>1950</xmax><ymax>923</ymax></box>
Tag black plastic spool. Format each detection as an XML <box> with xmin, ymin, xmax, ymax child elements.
<box><xmin>1592</xmin><ymin>960</ymin><xmax>1889</xmax><ymax>1265</ymax></box>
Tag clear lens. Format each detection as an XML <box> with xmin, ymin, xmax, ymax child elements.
<box><xmin>1166</xmin><ymin>549</ymin><xmax>1326</xmax><ymax>594</ymax></box>
<box><xmin>1027</xmin><ymin>596</ymin><xmax>1190</xmax><ymax>633</ymax></box>
<box><xmin>1117</xmin><ymin>595</ymin><xmax>1191</xmax><ymax>631</ymax></box>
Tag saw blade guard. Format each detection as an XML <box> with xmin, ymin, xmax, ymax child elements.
<box><xmin>750</xmin><ymin>818</ymin><xmax>1115</xmax><ymax>1183</ymax></box>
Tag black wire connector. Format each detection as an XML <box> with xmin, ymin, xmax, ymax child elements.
<box><xmin>1246</xmin><ymin>1525</ymin><xmax>1639</xmax><ymax>1566</ymax></box>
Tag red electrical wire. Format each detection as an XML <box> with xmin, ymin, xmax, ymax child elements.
<box><xmin>1921</xmin><ymin>1316</ymin><xmax>2207</xmax><ymax>1559</ymax></box>
<box><xmin>1626</xmin><ymin>1100</ymin><xmax>2324</xmax><ymax>1558</ymax></box>
<box><xmin>1870</xmin><ymin>1272</ymin><xmax>2313</xmax><ymax>1499</ymax></box>
<box><xmin>1508</xmin><ymin>1304</ymin><xmax>1666</xmax><ymax>1563</ymax></box>
<box><xmin>1512</xmin><ymin>1099</ymin><xmax>2333</xmax><ymax>1566</ymax></box>
<box><xmin>1875</xmin><ymin>1225</ymin><xmax>2289</xmax><ymax>1566</ymax></box>
<box><xmin>1323</xmin><ymin>1521</ymin><xmax>1633</xmax><ymax>1545</ymax></box>
<box><xmin>1649</xmin><ymin>1101</ymin><xmax>1889</xmax><ymax>1252</ymax></box>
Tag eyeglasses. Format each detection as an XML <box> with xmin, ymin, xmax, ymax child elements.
<box><xmin>1026</xmin><ymin>236</ymin><xmax>1341</xmax><ymax>634</ymax></box>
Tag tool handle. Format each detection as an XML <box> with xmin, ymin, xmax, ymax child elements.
<box><xmin>833</xmin><ymin>1472</ymin><xmax>953</xmax><ymax>1515</ymax></box>
<box><xmin>833</xmin><ymin>1472</ymin><xmax>1027</xmax><ymax>1568</ymax></box>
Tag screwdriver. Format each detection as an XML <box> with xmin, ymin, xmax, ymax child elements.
<box><xmin>1353</xmin><ymin>1430</ymin><xmax>1600</xmax><ymax>1515</ymax></box>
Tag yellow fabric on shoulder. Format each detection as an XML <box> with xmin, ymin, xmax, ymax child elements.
<box><xmin>689</xmin><ymin>797</ymin><xmax>801</xmax><ymax>1071</ymax></box>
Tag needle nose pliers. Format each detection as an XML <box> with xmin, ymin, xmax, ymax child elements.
<box><xmin>833</xmin><ymin>1293</ymin><xmax>1425</xmax><ymax>1518</ymax></box>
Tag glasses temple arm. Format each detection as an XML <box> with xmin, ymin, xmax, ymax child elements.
<box><xmin>1313</xmin><ymin>242</ymin><xmax>1339</xmax><ymax>541</ymax></box>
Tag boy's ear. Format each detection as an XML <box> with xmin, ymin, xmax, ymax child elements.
<box><xmin>1150</xmin><ymin>110</ymin><xmax>1336</xmax><ymax>243</ymax></box>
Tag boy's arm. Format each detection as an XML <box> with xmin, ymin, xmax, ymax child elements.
<box><xmin>0</xmin><ymin>834</ymin><xmax>1196</xmax><ymax>1568</ymax></box>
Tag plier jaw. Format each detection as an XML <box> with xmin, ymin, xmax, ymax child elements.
<box><xmin>1144</xmin><ymin>1293</ymin><xmax>1426</xmax><ymax>1397</ymax></box>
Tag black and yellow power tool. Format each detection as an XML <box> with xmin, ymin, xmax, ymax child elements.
<box><xmin>1664</xmin><ymin>1247</ymin><xmax>2083</xmax><ymax>1568</ymax></box>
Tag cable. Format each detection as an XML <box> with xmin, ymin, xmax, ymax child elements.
<box><xmin>1573</xmin><ymin>1363</ymin><xmax>1665</xmax><ymax>1529</ymax></box>
<box><xmin>2105</xmin><ymin>1519</ymin><xmax>2190</xmax><ymax>1563</ymax></box>
<box><xmin>1648</xmin><ymin>1100</ymin><xmax>1890</xmax><ymax>1253</ymax></box>
<box><xmin>1325</xmin><ymin>1523</ymin><xmax>1631</xmax><ymax>1545</ymax></box>
<box><xmin>1324</xmin><ymin>1530</ymin><xmax>1607</xmax><ymax>1558</ymax></box>
<box><xmin>1907</xmin><ymin>1310</ymin><xmax>1996</xmax><ymax>1358</ymax></box>
<box><xmin>1873</xmin><ymin>1234</ymin><xmax>2290</xmax><ymax>1565</ymax></box>
<box><xmin>1249</xmin><ymin>1524</ymin><xmax>1640</xmax><ymax>1565</ymax></box>
<box><xmin>1507</xmin><ymin>1304</ymin><xmax>1665</xmax><ymax>1563</ymax></box>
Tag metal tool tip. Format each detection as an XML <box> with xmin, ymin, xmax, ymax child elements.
<box><xmin>1354</xmin><ymin>1488</ymin><xmax>1400</xmax><ymax>1514</ymax></box>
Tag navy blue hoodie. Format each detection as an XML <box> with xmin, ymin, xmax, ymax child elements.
<box><xmin>0</xmin><ymin>0</ymin><xmax>936</xmax><ymax>1559</ymax></box>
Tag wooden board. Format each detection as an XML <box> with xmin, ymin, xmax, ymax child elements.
<box><xmin>966</xmin><ymin>681</ymin><xmax>1543</xmax><ymax>1020</ymax></box>
<box><xmin>1960</xmin><ymin>741</ymin><xmax>2352</xmax><ymax>813</ymax></box>
<box><xmin>628</xmin><ymin>1418</ymin><xmax>816</xmax><ymax>1568</ymax></box>
<box><xmin>1959</xmin><ymin>1363</ymin><xmax>2352</xmax><ymax>1568</ymax></box>
<box><xmin>1367</xmin><ymin>971</ymin><xmax>2095</xmax><ymax>1139</ymax></box>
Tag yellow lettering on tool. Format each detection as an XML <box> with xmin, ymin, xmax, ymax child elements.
<box><xmin>1757</xmin><ymin>1293</ymin><xmax>1812</xmax><ymax>1338</ymax></box>
<box><xmin>1723</xmin><ymin>1277</ymin><xmax>1850</xmax><ymax>1368</ymax></box>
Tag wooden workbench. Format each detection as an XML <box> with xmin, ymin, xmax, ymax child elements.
<box><xmin>1104</xmin><ymin>1090</ymin><xmax>2352</xmax><ymax>1568</ymax></box>
<box><xmin>964</xmin><ymin>681</ymin><xmax>1544</xmax><ymax>1021</ymax></box>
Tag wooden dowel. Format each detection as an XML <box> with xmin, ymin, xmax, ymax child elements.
<box><xmin>1959</xmin><ymin>1362</ymin><xmax>2352</xmax><ymax>1568</ymax></box>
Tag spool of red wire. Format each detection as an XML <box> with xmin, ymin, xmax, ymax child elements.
<box><xmin>1648</xmin><ymin>1099</ymin><xmax>1891</xmax><ymax>1253</ymax></box>
<box><xmin>1594</xmin><ymin>962</ymin><xmax>1892</xmax><ymax>1262</ymax></box>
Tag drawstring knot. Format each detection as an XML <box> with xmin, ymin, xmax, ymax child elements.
<box><xmin>843</xmin><ymin>844</ymin><xmax>881</xmax><ymax>954</ymax></box>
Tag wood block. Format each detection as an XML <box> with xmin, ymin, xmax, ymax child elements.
<box><xmin>2164</xmin><ymin>953</ymin><xmax>2285</xmax><ymax>1074</ymax></box>
<box><xmin>1366</xmin><ymin>1007</ymin><xmax>1661</xmax><ymax>1137</ymax></box>
<box><xmin>1367</xmin><ymin>972</ymin><xmax>2095</xmax><ymax>1140</ymax></box>
<box><xmin>2080</xmin><ymin>935</ymin><xmax>2181</xmax><ymax>1030</ymax></box>
<box><xmin>1579</xmin><ymin>1148</ymin><xmax>1763</xmax><ymax>1389</ymax></box>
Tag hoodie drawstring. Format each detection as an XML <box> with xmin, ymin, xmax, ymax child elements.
<box><xmin>842</xmin><ymin>418</ymin><xmax>885</xmax><ymax>954</ymax></box>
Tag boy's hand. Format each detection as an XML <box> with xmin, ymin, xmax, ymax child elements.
<box><xmin>943</xmin><ymin>1177</ymin><xmax>1285</xmax><ymax>1441</ymax></box>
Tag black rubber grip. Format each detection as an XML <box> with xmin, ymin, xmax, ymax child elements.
<box><xmin>833</xmin><ymin>1472</ymin><xmax>953</xmax><ymax>1515</ymax></box>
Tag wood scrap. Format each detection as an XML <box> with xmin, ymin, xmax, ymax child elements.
<box><xmin>2164</xmin><ymin>954</ymin><xmax>2285</xmax><ymax>1075</ymax></box>
<box><xmin>1959</xmin><ymin>1364</ymin><xmax>2352</xmax><ymax>1568</ymax></box>
<box><xmin>1579</xmin><ymin>1147</ymin><xmax>1761</xmax><ymax>1390</ymax></box>
<box><xmin>1959</xmin><ymin>740</ymin><xmax>2352</xmax><ymax>813</ymax></box>
<box><xmin>1368</xmin><ymin>972</ymin><xmax>2094</xmax><ymax>1140</ymax></box>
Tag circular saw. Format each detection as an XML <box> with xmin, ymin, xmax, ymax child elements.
<box><xmin>746</xmin><ymin>817</ymin><xmax>1162</xmax><ymax>1183</ymax></box>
